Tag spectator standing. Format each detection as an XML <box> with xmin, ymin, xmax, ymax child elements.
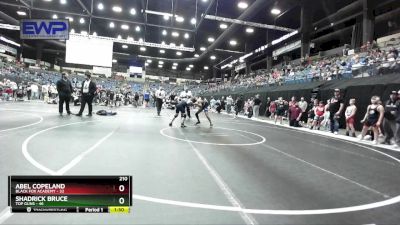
<box><xmin>76</xmin><ymin>73</ymin><xmax>97</xmax><ymax>117</ymax></box>
<box><xmin>328</xmin><ymin>89</ymin><xmax>344</xmax><ymax>134</ymax></box>
<box><xmin>56</xmin><ymin>72</ymin><xmax>73</xmax><ymax>116</ymax></box>
<box><xmin>41</xmin><ymin>83</ymin><xmax>49</xmax><ymax>101</ymax></box>
<box><xmin>298</xmin><ymin>97</ymin><xmax>308</xmax><ymax>125</ymax></box>
<box><xmin>383</xmin><ymin>91</ymin><xmax>398</xmax><ymax>144</ymax></box>
<box><xmin>360</xmin><ymin>96</ymin><xmax>385</xmax><ymax>144</ymax></box>
<box><xmin>253</xmin><ymin>94</ymin><xmax>262</xmax><ymax>118</ymax></box>
<box><xmin>275</xmin><ymin>97</ymin><xmax>286</xmax><ymax>125</ymax></box>
<box><xmin>143</xmin><ymin>90</ymin><xmax>150</xmax><ymax>108</ymax></box>
<box><xmin>30</xmin><ymin>83</ymin><xmax>39</xmax><ymax>100</ymax></box>
<box><xmin>234</xmin><ymin>95</ymin><xmax>244</xmax><ymax>118</ymax></box>
<box><xmin>289</xmin><ymin>102</ymin><xmax>302</xmax><ymax>127</ymax></box>
<box><xmin>226</xmin><ymin>95</ymin><xmax>233</xmax><ymax>114</ymax></box>
<box><xmin>345</xmin><ymin>99</ymin><xmax>357</xmax><ymax>137</ymax></box>
<box><xmin>26</xmin><ymin>83</ymin><xmax>32</xmax><ymax>100</ymax></box>
<box><xmin>265</xmin><ymin>97</ymin><xmax>271</xmax><ymax>117</ymax></box>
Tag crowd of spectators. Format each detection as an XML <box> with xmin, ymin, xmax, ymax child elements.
<box><xmin>199</xmin><ymin>42</ymin><xmax>400</xmax><ymax>95</ymax></box>
<box><xmin>206</xmin><ymin>88</ymin><xmax>400</xmax><ymax>147</ymax></box>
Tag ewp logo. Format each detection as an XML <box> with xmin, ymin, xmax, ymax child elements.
<box><xmin>20</xmin><ymin>19</ymin><xmax>69</xmax><ymax>40</ymax></box>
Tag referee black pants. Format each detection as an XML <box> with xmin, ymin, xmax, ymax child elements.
<box><xmin>78</xmin><ymin>94</ymin><xmax>94</xmax><ymax>115</ymax></box>
<box><xmin>156</xmin><ymin>98</ymin><xmax>163</xmax><ymax>115</ymax></box>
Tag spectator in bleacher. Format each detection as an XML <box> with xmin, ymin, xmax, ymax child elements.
<box><xmin>360</xmin><ymin>96</ymin><xmax>385</xmax><ymax>144</ymax></box>
<box><xmin>56</xmin><ymin>72</ymin><xmax>73</xmax><ymax>116</ymax></box>
<box><xmin>76</xmin><ymin>73</ymin><xmax>97</xmax><ymax>117</ymax></box>
<box><xmin>253</xmin><ymin>94</ymin><xmax>261</xmax><ymax>118</ymax></box>
<box><xmin>383</xmin><ymin>91</ymin><xmax>399</xmax><ymax>145</ymax></box>
<box><xmin>345</xmin><ymin>99</ymin><xmax>357</xmax><ymax>137</ymax></box>
<box><xmin>328</xmin><ymin>89</ymin><xmax>344</xmax><ymax>135</ymax></box>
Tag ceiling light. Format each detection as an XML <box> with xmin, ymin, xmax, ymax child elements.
<box><xmin>161</xmin><ymin>41</ymin><xmax>166</xmax><ymax>45</ymax></box>
<box><xmin>271</xmin><ymin>8</ymin><xmax>281</xmax><ymax>15</ymax></box>
<box><xmin>146</xmin><ymin>59</ymin><xmax>152</xmax><ymax>63</ymax></box>
<box><xmin>176</xmin><ymin>51</ymin><xmax>182</xmax><ymax>56</ymax></box>
<box><xmin>194</xmin><ymin>54</ymin><xmax>199</xmax><ymax>58</ymax></box>
<box><xmin>210</xmin><ymin>55</ymin><xmax>216</xmax><ymax>60</ymax></box>
<box><xmin>189</xmin><ymin>64</ymin><xmax>194</xmax><ymax>68</ymax></box>
<box><xmin>186</xmin><ymin>67</ymin><xmax>191</xmax><ymax>71</ymax></box>
<box><xmin>246</xmin><ymin>27</ymin><xmax>254</xmax><ymax>33</ymax></box>
<box><xmin>127</xmin><ymin>36</ymin><xmax>133</xmax><ymax>41</ymax></box>
<box><xmin>122</xmin><ymin>44</ymin><xmax>128</xmax><ymax>49</ymax></box>
<box><xmin>66</xmin><ymin>16</ymin><xmax>73</xmax><ymax>22</ymax></box>
<box><xmin>172</xmin><ymin>32</ymin><xmax>179</xmax><ymax>37</ymax></box>
<box><xmin>112</xmin><ymin>59</ymin><xmax>117</xmax><ymax>63</ymax></box>
<box><xmin>52</xmin><ymin>14</ymin><xmax>58</xmax><ymax>19</ymax></box>
<box><xmin>160</xmin><ymin>49</ymin><xmax>165</xmax><ymax>54</ymax></box>
<box><xmin>43</xmin><ymin>0</ymin><xmax>52</xmax><ymax>2</ymax></box>
<box><xmin>162</xmin><ymin>30</ymin><xmax>167</xmax><ymax>36</ymax></box>
<box><xmin>184</xmin><ymin>33</ymin><xmax>189</xmax><ymax>39</ymax></box>
<box><xmin>109</xmin><ymin>22</ymin><xmax>115</xmax><ymax>28</ymax></box>
<box><xmin>130</xmin><ymin>8</ymin><xmax>136</xmax><ymax>15</ymax></box>
<box><xmin>200</xmin><ymin>47</ymin><xmax>206</xmax><ymax>51</ymax></box>
<box><xmin>159</xmin><ymin>61</ymin><xmax>164</xmax><ymax>64</ymax></box>
<box><xmin>176</xmin><ymin>16</ymin><xmax>184</xmax><ymax>23</ymax></box>
<box><xmin>70</xmin><ymin>29</ymin><xmax>75</xmax><ymax>33</ymax></box>
<box><xmin>92</xmin><ymin>32</ymin><xmax>97</xmax><ymax>36</ymax></box>
<box><xmin>117</xmin><ymin>35</ymin><xmax>122</xmax><ymax>39</ymax></box>
<box><xmin>135</xmin><ymin>26</ymin><xmax>141</xmax><ymax>32</ymax></box>
<box><xmin>208</xmin><ymin>37</ymin><xmax>215</xmax><ymax>42</ymax></box>
<box><xmin>172</xmin><ymin>67</ymin><xmax>177</xmax><ymax>70</ymax></box>
<box><xmin>229</xmin><ymin>40</ymin><xmax>237</xmax><ymax>46</ymax></box>
<box><xmin>220</xmin><ymin>23</ymin><xmax>228</xmax><ymax>29</ymax></box>
<box><xmin>202</xmin><ymin>0</ymin><xmax>208</xmax><ymax>2</ymax></box>
<box><xmin>60</xmin><ymin>0</ymin><xmax>67</xmax><ymax>4</ymax></box>
<box><xmin>204</xmin><ymin>66</ymin><xmax>209</xmax><ymax>70</ymax></box>
<box><xmin>140</xmin><ymin>47</ymin><xmax>146</xmax><ymax>51</ymax></box>
<box><xmin>17</xmin><ymin>11</ymin><xmax>27</xmax><ymax>16</ymax></box>
<box><xmin>163</xmin><ymin>15</ymin><xmax>170</xmax><ymax>20</ymax></box>
<box><xmin>112</xmin><ymin>6</ymin><xmax>122</xmax><ymax>12</ymax></box>
<box><xmin>238</xmin><ymin>2</ymin><xmax>248</xmax><ymax>9</ymax></box>
<box><xmin>173</xmin><ymin>63</ymin><xmax>178</xmax><ymax>66</ymax></box>
<box><xmin>158</xmin><ymin>65</ymin><xmax>163</xmax><ymax>68</ymax></box>
<box><xmin>139</xmin><ymin>38</ymin><xmax>143</xmax><ymax>42</ymax></box>
<box><xmin>121</xmin><ymin>24</ymin><xmax>129</xmax><ymax>30</ymax></box>
<box><xmin>97</xmin><ymin>3</ymin><xmax>104</xmax><ymax>10</ymax></box>
<box><xmin>79</xmin><ymin>18</ymin><xmax>85</xmax><ymax>24</ymax></box>
<box><xmin>145</xmin><ymin>63</ymin><xmax>149</xmax><ymax>66</ymax></box>
<box><xmin>190</xmin><ymin>18</ymin><xmax>196</xmax><ymax>25</ymax></box>
<box><xmin>180</xmin><ymin>44</ymin><xmax>184</xmax><ymax>47</ymax></box>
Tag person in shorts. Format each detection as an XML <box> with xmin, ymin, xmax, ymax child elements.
<box><xmin>360</xmin><ymin>96</ymin><xmax>385</xmax><ymax>144</ymax></box>
<box><xmin>311</xmin><ymin>100</ymin><xmax>325</xmax><ymax>130</ymax></box>
<box><xmin>194</xmin><ymin>97</ymin><xmax>213</xmax><ymax>127</ymax></box>
<box><xmin>169</xmin><ymin>98</ymin><xmax>193</xmax><ymax>128</ymax></box>
<box><xmin>345</xmin><ymin>99</ymin><xmax>357</xmax><ymax>137</ymax></box>
<box><xmin>275</xmin><ymin>97</ymin><xmax>286</xmax><ymax>125</ymax></box>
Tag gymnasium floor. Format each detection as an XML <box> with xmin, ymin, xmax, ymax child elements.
<box><xmin>1</xmin><ymin>101</ymin><xmax>400</xmax><ymax>225</ymax></box>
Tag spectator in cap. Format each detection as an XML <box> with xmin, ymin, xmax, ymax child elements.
<box><xmin>76</xmin><ymin>73</ymin><xmax>97</xmax><ymax>116</ymax></box>
<box><xmin>383</xmin><ymin>91</ymin><xmax>399</xmax><ymax>145</ymax></box>
<box><xmin>328</xmin><ymin>89</ymin><xmax>344</xmax><ymax>134</ymax></box>
<box><xmin>56</xmin><ymin>72</ymin><xmax>73</xmax><ymax>115</ymax></box>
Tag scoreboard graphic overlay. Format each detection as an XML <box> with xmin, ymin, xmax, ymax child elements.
<box><xmin>8</xmin><ymin>176</ymin><xmax>132</xmax><ymax>213</ymax></box>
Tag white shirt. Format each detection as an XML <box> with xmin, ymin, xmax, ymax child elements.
<box><xmin>180</xmin><ymin>91</ymin><xmax>192</xmax><ymax>102</ymax></box>
<box><xmin>156</xmin><ymin>89</ymin><xmax>166</xmax><ymax>99</ymax></box>
<box><xmin>31</xmin><ymin>84</ymin><xmax>38</xmax><ymax>92</ymax></box>
<box><xmin>83</xmin><ymin>80</ymin><xmax>91</xmax><ymax>94</ymax></box>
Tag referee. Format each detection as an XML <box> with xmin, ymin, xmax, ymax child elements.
<box><xmin>155</xmin><ymin>87</ymin><xmax>166</xmax><ymax>116</ymax></box>
<box><xmin>76</xmin><ymin>73</ymin><xmax>97</xmax><ymax>117</ymax></box>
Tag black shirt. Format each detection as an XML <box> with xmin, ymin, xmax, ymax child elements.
<box><xmin>329</xmin><ymin>97</ymin><xmax>343</xmax><ymax>114</ymax></box>
<box><xmin>385</xmin><ymin>99</ymin><xmax>398</xmax><ymax>121</ymax></box>
<box><xmin>56</xmin><ymin>79</ymin><xmax>73</xmax><ymax>96</ymax></box>
<box><xmin>254</xmin><ymin>98</ymin><xmax>261</xmax><ymax>106</ymax></box>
